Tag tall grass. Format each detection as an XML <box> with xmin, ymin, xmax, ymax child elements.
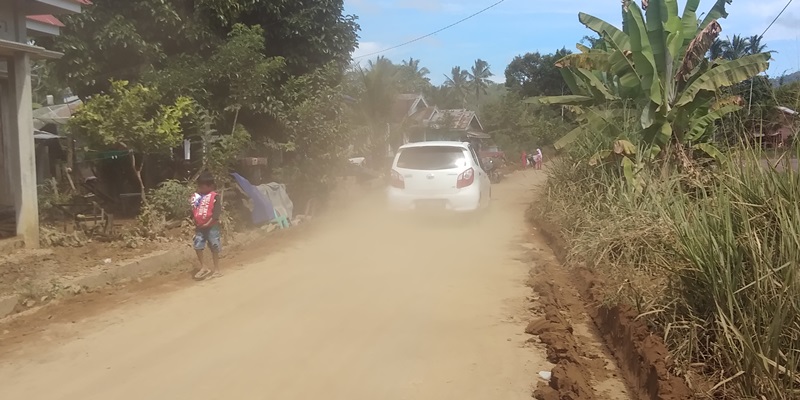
<box><xmin>541</xmin><ymin>144</ymin><xmax>800</xmax><ymax>398</ymax></box>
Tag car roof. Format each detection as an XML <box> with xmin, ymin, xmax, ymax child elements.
<box><xmin>398</xmin><ymin>141</ymin><xmax>470</xmax><ymax>150</ymax></box>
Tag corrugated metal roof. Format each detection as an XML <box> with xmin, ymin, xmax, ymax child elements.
<box><xmin>27</xmin><ymin>15</ymin><xmax>65</xmax><ymax>27</ymax></box>
<box><xmin>428</xmin><ymin>109</ymin><xmax>484</xmax><ymax>132</ymax></box>
<box><xmin>391</xmin><ymin>94</ymin><xmax>427</xmax><ymax>123</ymax></box>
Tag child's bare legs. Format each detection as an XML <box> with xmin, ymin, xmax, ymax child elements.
<box><xmin>193</xmin><ymin>231</ymin><xmax>212</xmax><ymax>279</ymax></box>
<box><xmin>208</xmin><ymin>226</ymin><xmax>223</xmax><ymax>277</ymax></box>
<box><xmin>210</xmin><ymin>251</ymin><xmax>220</xmax><ymax>275</ymax></box>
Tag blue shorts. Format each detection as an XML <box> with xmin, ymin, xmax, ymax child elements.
<box><xmin>194</xmin><ymin>226</ymin><xmax>222</xmax><ymax>252</ymax></box>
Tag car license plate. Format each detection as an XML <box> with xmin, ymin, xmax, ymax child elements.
<box><xmin>416</xmin><ymin>200</ymin><xmax>446</xmax><ymax>210</ymax></box>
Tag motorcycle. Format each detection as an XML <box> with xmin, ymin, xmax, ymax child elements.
<box><xmin>482</xmin><ymin>157</ymin><xmax>504</xmax><ymax>184</ymax></box>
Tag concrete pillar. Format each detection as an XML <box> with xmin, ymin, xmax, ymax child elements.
<box><xmin>0</xmin><ymin>81</ymin><xmax>12</xmax><ymax>207</ymax></box>
<box><xmin>7</xmin><ymin>52</ymin><xmax>39</xmax><ymax>247</ymax></box>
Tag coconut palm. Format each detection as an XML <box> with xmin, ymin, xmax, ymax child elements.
<box><xmin>722</xmin><ymin>35</ymin><xmax>750</xmax><ymax>60</ymax></box>
<box><xmin>708</xmin><ymin>38</ymin><xmax>725</xmax><ymax>60</ymax></box>
<box><xmin>401</xmin><ymin>58</ymin><xmax>430</xmax><ymax>78</ymax></box>
<box><xmin>399</xmin><ymin>57</ymin><xmax>431</xmax><ymax>92</ymax></box>
<box><xmin>467</xmin><ymin>59</ymin><xmax>493</xmax><ymax>102</ymax></box>
<box><xmin>746</xmin><ymin>35</ymin><xmax>768</xmax><ymax>55</ymax></box>
<box><xmin>443</xmin><ymin>66</ymin><xmax>469</xmax><ymax>106</ymax></box>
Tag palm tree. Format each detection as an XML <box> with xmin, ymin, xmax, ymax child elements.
<box><xmin>722</xmin><ymin>35</ymin><xmax>750</xmax><ymax>60</ymax></box>
<box><xmin>401</xmin><ymin>58</ymin><xmax>430</xmax><ymax>78</ymax></box>
<box><xmin>358</xmin><ymin>57</ymin><xmax>398</xmax><ymax>128</ymax></box>
<box><xmin>443</xmin><ymin>66</ymin><xmax>469</xmax><ymax>106</ymax></box>
<box><xmin>746</xmin><ymin>35</ymin><xmax>768</xmax><ymax>55</ymax></box>
<box><xmin>356</xmin><ymin>57</ymin><xmax>400</xmax><ymax>162</ymax></box>
<box><xmin>708</xmin><ymin>39</ymin><xmax>725</xmax><ymax>60</ymax></box>
<box><xmin>467</xmin><ymin>59</ymin><xmax>493</xmax><ymax>102</ymax></box>
<box><xmin>400</xmin><ymin>57</ymin><xmax>431</xmax><ymax>92</ymax></box>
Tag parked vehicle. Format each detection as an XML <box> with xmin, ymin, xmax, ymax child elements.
<box><xmin>482</xmin><ymin>157</ymin><xmax>504</xmax><ymax>183</ymax></box>
<box><xmin>478</xmin><ymin>145</ymin><xmax>505</xmax><ymax>161</ymax></box>
<box><xmin>387</xmin><ymin>141</ymin><xmax>491</xmax><ymax>213</ymax></box>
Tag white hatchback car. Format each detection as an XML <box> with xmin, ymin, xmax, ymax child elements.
<box><xmin>387</xmin><ymin>141</ymin><xmax>491</xmax><ymax>213</ymax></box>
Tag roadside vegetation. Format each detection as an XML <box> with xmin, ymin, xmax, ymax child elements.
<box><xmin>21</xmin><ymin>1</ymin><xmax>800</xmax><ymax>395</ymax></box>
<box><xmin>531</xmin><ymin>0</ymin><xmax>800</xmax><ymax>398</ymax></box>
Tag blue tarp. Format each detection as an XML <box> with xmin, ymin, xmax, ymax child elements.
<box><xmin>231</xmin><ymin>173</ymin><xmax>274</xmax><ymax>225</ymax></box>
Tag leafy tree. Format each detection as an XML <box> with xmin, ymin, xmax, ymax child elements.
<box><xmin>68</xmin><ymin>81</ymin><xmax>195</xmax><ymax>201</ymax></box>
<box><xmin>537</xmin><ymin>0</ymin><xmax>770</xmax><ymax>164</ymax></box>
<box><xmin>504</xmin><ymin>48</ymin><xmax>573</xmax><ymax>97</ymax></box>
<box><xmin>340</xmin><ymin>58</ymin><xmax>399</xmax><ymax>164</ymax></box>
<box><xmin>467</xmin><ymin>59</ymin><xmax>493</xmax><ymax>102</ymax></box>
<box><xmin>482</xmin><ymin>93</ymin><xmax>572</xmax><ymax>153</ymax></box>
<box><xmin>444</xmin><ymin>66</ymin><xmax>470</xmax><ymax>106</ymax></box>
<box><xmin>43</xmin><ymin>0</ymin><xmax>359</xmax><ymax>140</ymax></box>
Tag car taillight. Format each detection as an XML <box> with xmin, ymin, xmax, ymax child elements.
<box><xmin>390</xmin><ymin>169</ymin><xmax>405</xmax><ymax>189</ymax></box>
<box><xmin>457</xmin><ymin>168</ymin><xmax>474</xmax><ymax>188</ymax></box>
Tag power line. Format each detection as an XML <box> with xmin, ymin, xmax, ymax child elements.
<box><xmin>759</xmin><ymin>0</ymin><xmax>794</xmax><ymax>38</ymax></box>
<box><xmin>749</xmin><ymin>0</ymin><xmax>794</xmax><ymax>113</ymax></box>
<box><xmin>353</xmin><ymin>0</ymin><xmax>507</xmax><ymax>60</ymax></box>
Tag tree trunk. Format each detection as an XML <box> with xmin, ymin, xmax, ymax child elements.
<box><xmin>130</xmin><ymin>152</ymin><xmax>146</xmax><ymax>204</ymax></box>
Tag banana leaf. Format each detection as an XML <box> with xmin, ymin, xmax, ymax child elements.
<box><xmin>693</xmin><ymin>142</ymin><xmax>726</xmax><ymax>163</ymax></box>
<box><xmin>579</xmin><ymin>13</ymin><xmax>631</xmax><ymax>50</ymax></box>
<box><xmin>627</xmin><ymin>4</ymin><xmax>662</xmax><ymax>105</ymax></box>
<box><xmin>527</xmin><ymin>95</ymin><xmax>595</xmax><ymax>106</ymax></box>
<box><xmin>681</xmin><ymin>0</ymin><xmax>701</xmax><ymax>46</ymax></box>
<box><xmin>556</xmin><ymin>52</ymin><xmax>612</xmax><ymax>71</ymax></box>
<box><xmin>684</xmin><ymin>104</ymin><xmax>741</xmax><ymax>141</ymax></box>
<box><xmin>700</xmin><ymin>0</ymin><xmax>732</xmax><ymax>30</ymax></box>
<box><xmin>554</xmin><ymin>125</ymin><xmax>584</xmax><ymax>150</ymax></box>
<box><xmin>675</xmin><ymin>53</ymin><xmax>770</xmax><ymax>107</ymax></box>
<box><xmin>574</xmin><ymin>68</ymin><xmax>619</xmax><ymax>100</ymax></box>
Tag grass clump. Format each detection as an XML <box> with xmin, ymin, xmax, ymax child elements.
<box><xmin>540</xmin><ymin>144</ymin><xmax>800</xmax><ymax>398</ymax></box>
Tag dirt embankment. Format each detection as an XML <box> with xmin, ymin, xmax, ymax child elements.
<box><xmin>526</xmin><ymin>215</ymin><xmax>693</xmax><ymax>400</ymax></box>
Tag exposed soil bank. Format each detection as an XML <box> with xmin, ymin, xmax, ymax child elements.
<box><xmin>528</xmin><ymin>213</ymin><xmax>693</xmax><ymax>400</ymax></box>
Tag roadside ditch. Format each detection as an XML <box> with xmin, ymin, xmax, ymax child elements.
<box><xmin>524</xmin><ymin>205</ymin><xmax>693</xmax><ymax>400</ymax></box>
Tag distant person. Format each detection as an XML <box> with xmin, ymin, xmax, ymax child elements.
<box><xmin>191</xmin><ymin>172</ymin><xmax>222</xmax><ymax>279</ymax></box>
<box><xmin>521</xmin><ymin>151</ymin><xmax>528</xmax><ymax>168</ymax></box>
<box><xmin>533</xmin><ymin>148</ymin><xmax>543</xmax><ymax>170</ymax></box>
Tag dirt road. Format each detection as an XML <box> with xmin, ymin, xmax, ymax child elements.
<box><xmin>2</xmin><ymin>171</ymin><xmax>555</xmax><ymax>399</ymax></box>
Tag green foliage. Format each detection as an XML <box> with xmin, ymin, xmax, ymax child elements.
<box><xmin>542</xmin><ymin>145</ymin><xmax>800</xmax><ymax>398</ymax></box>
<box><xmin>504</xmin><ymin>48</ymin><xmax>573</xmax><ymax>97</ymax></box>
<box><xmin>44</xmin><ymin>0</ymin><xmax>359</xmax><ymax>144</ymax></box>
<box><xmin>397</xmin><ymin>58</ymin><xmax>432</xmax><ymax>93</ymax></box>
<box><xmin>68</xmin><ymin>80</ymin><xmax>194</xmax><ymax>199</ymax></box>
<box><xmin>272</xmin><ymin>65</ymin><xmax>352</xmax><ymax>202</ymax></box>
<box><xmin>147</xmin><ymin>24</ymin><xmax>286</xmax><ymax>117</ymax></box>
<box><xmin>536</xmin><ymin>0</ymin><xmax>770</xmax><ymax>167</ymax></box>
<box><xmin>443</xmin><ymin>66</ymin><xmax>470</xmax><ymax>107</ymax></box>
<box><xmin>69</xmin><ymin>80</ymin><xmax>193</xmax><ymax>154</ymax></box>
<box><xmin>37</xmin><ymin>178</ymin><xmax>74</xmax><ymax>221</ymax></box>
<box><xmin>146</xmin><ymin>180</ymin><xmax>194</xmax><ymax>221</ymax></box>
<box><xmin>467</xmin><ymin>59</ymin><xmax>493</xmax><ymax>102</ymax></box>
<box><xmin>481</xmin><ymin>94</ymin><xmax>574</xmax><ymax>154</ymax></box>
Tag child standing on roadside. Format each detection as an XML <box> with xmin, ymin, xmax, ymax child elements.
<box><xmin>191</xmin><ymin>172</ymin><xmax>222</xmax><ymax>279</ymax></box>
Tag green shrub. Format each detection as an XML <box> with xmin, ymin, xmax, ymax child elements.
<box><xmin>541</xmin><ymin>147</ymin><xmax>800</xmax><ymax>398</ymax></box>
<box><xmin>146</xmin><ymin>179</ymin><xmax>194</xmax><ymax>221</ymax></box>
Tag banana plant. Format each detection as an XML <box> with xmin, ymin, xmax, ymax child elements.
<box><xmin>531</xmin><ymin>0</ymin><xmax>770</xmax><ymax>158</ymax></box>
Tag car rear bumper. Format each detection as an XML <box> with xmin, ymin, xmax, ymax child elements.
<box><xmin>386</xmin><ymin>186</ymin><xmax>481</xmax><ymax>213</ymax></box>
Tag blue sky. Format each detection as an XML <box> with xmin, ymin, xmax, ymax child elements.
<box><xmin>346</xmin><ymin>0</ymin><xmax>800</xmax><ymax>85</ymax></box>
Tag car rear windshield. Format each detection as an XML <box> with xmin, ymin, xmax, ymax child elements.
<box><xmin>396</xmin><ymin>146</ymin><xmax>467</xmax><ymax>170</ymax></box>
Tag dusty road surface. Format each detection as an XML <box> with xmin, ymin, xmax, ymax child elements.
<box><xmin>1</xmin><ymin>171</ymin><xmax>553</xmax><ymax>400</ymax></box>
